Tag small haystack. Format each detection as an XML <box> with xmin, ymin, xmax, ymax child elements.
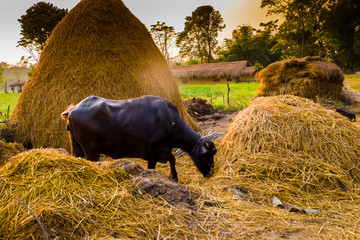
<box><xmin>9</xmin><ymin>0</ymin><xmax>197</xmax><ymax>150</ymax></box>
<box><xmin>215</xmin><ymin>95</ymin><xmax>360</xmax><ymax>201</ymax></box>
<box><xmin>256</xmin><ymin>57</ymin><xmax>344</xmax><ymax>101</ymax></box>
<box><xmin>0</xmin><ymin>149</ymin><xmax>206</xmax><ymax>239</ymax></box>
<box><xmin>0</xmin><ymin>140</ymin><xmax>24</xmax><ymax>165</ymax></box>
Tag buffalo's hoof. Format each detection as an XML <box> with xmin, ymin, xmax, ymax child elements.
<box><xmin>170</xmin><ymin>174</ymin><xmax>178</xmax><ymax>182</ymax></box>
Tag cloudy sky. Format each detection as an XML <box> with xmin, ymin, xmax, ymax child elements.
<box><xmin>0</xmin><ymin>0</ymin><xmax>275</xmax><ymax>64</ymax></box>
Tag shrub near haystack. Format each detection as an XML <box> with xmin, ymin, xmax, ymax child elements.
<box><xmin>215</xmin><ymin>95</ymin><xmax>360</xmax><ymax>199</ymax></box>
<box><xmin>256</xmin><ymin>57</ymin><xmax>344</xmax><ymax>101</ymax></box>
<box><xmin>9</xmin><ymin>0</ymin><xmax>197</xmax><ymax>150</ymax></box>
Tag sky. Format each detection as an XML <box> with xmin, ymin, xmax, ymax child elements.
<box><xmin>0</xmin><ymin>0</ymin><xmax>275</xmax><ymax>64</ymax></box>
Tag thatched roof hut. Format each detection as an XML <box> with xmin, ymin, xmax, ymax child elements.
<box><xmin>8</xmin><ymin>80</ymin><xmax>25</xmax><ymax>93</ymax></box>
<box><xmin>256</xmin><ymin>56</ymin><xmax>344</xmax><ymax>101</ymax></box>
<box><xmin>9</xmin><ymin>0</ymin><xmax>197</xmax><ymax>149</ymax></box>
<box><xmin>8</xmin><ymin>81</ymin><xmax>25</xmax><ymax>88</ymax></box>
<box><xmin>170</xmin><ymin>61</ymin><xmax>256</xmax><ymax>84</ymax></box>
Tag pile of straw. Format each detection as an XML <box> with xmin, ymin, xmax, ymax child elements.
<box><xmin>9</xmin><ymin>0</ymin><xmax>197</xmax><ymax>150</ymax></box>
<box><xmin>215</xmin><ymin>95</ymin><xmax>360</xmax><ymax>200</ymax></box>
<box><xmin>0</xmin><ymin>149</ymin><xmax>210</xmax><ymax>239</ymax></box>
<box><xmin>256</xmin><ymin>57</ymin><xmax>344</xmax><ymax>101</ymax></box>
<box><xmin>0</xmin><ymin>140</ymin><xmax>24</xmax><ymax>166</ymax></box>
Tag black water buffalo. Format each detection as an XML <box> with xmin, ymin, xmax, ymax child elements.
<box><xmin>61</xmin><ymin>95</ymin><xmax>216</xmax><ymax>181</ymax></box>
<box><xmin>335</xmin><ymin>107</ymin><xmax>356</xmax><ymax>121</ymax></box>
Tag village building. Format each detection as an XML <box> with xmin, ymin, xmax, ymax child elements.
<box><xmin>8</xmin><ymin>80</ymin><xmax>25</xmax><ymax>93</ymax></box>
<box><xmin>170</xmin><ymin>61</ymin><xmax>257</xmax><ymax>85</ymax></box>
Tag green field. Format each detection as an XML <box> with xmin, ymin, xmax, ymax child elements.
<box><xmin>344</xmin><ymin>74</ymin><xmax>360</xmax><ymax>92</ymax></box>
<box><xmin>0</xmin><ymin>93</ymin><xmax>20</xmax><ymax>120</ymax></box>
<box><xmin>179</xmin><ymin>82</ymin><xmax>259</xmax><ymax>112</ymax></box>
<box><xmin>0</xmin><ymin>75</ymin><xmax>358</xmax><ymax>118</ymax></box>
<box><xmin>0</xmin><ymin>83</ymin><xmax>260</xmax><ymax>117</ymax></box>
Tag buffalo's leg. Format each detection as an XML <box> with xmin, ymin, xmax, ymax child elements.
<box><xmin>147</xmin><ymin>160</ymin><xmax>157</xmax><ymax>170</ymax></box>
<box><xmin>82</xmin><ymin>143</ymin><xmax>100</xmax><ymax>161</ymax></box>
<box><xmin>70</xmin><ymin>133</ymin><xmax>85</xmax><ymax>158</ymax></box>
<box><xmin>168</xmin><ymin>154</ymin><xmax>178</xmax><ymax>182</ymax></box>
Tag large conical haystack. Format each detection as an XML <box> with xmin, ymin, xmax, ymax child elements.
<box><xmin>256</xmin><ymin>57</ymin><xmax>344</xmax><ymax>101</ymax></box>
<box><xmin>10</xmin><ymin>0</ymin><xmax>197</xmax><ymax>149</ymax></box>
<box><xmin>214</xmin><ymin>95</ymin><xmax>360</xmax><ymax>201</ymax></box>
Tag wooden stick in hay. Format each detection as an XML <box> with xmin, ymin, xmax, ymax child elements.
<box><xmin>15</xmin><ymin>197</ymin><xmax>49</xmax><ymax>240</ymax></box>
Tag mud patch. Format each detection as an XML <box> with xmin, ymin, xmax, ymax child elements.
<box><xmin>183</xmin><ymin>97</ymin><xmax>214</xmax><ymax>118</ymax></box>
<box><xmin>100</xmin><ymin>159</ymin><xmax>195</xmax><ymax>207</ymax></box>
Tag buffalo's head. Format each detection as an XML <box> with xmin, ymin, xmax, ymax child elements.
<box><xmin>191</xmin><ymin>138</ymin><xmax>217</xmax><ymax>177</ymax></box>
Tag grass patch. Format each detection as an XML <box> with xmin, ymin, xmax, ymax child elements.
<box><xmin>0</xmin><ymin>93</ymin><xmax>20</xmax><ymax>119</ymax></box>
<box><xmin>179</xmin><ymin>82</ymin><xmax>259</xmax><ymax>112</ymax></box>
<box><xmin>344</xmin><ymin>74</ymin><xmax>360</xmax><ymax>92</ymax></box>
<box><xmin>1</xmin><ymin>75</ymin><xmax>355</xmax><ymax>117</ymax></box>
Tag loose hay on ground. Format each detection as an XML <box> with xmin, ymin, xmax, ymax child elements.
<box><xmin>215</xmin><ymin>95</ymin><xmax>360</xmax><ymax>197</ymax></box>
<box><xmin>0</xmin><ymin>149</ymin><xmax>209</xmax><ymax>239</ymax></box>
<box><xmin>0</xmin><ymin>140</ymin><xmax>24</xmax><ymax>166</ymax></box>
<box><xmin>203</xmin><ymin>95</ymin><xmax>360</xmax><ymax>238</ymax></box>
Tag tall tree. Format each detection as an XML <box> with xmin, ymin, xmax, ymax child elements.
<box><xmin>0</xmin><ymin>62</ymin><xmax>9</xmax><ymax>92</ymax></box>
<box><xmin>322</xmin><ymin>0</ymin><xmax>360</xmax><ymax>71</ymax></box>
<box><xmin>18</xmin><ymin>2</ymin><xmax>68</xmax><ymax>63</ymax></box>
<box><xmin>261</xmin><ymin>0</ymin><xmax>329</xmax><ymax>58</ymax></box>
<box><xmin>218</xmin><ymin>23</ymin><xmax>281</xmax><ymax>67</ymax></box>
<box><xmin>177</xmin><ymin>5</ymin><xmax>225</xmax><ymax>63</ymax></box>
<box><xmin>150</xmin><ymin>21</ymin><xmax>176</xmax><ymax>64</ymax></box>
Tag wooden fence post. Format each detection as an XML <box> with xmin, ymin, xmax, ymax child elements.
<box><xmin>227</xmin><ymin>83</ymin><xmax>230</xmax><ymax>105</ymax></box>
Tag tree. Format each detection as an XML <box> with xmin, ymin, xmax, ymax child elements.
<box><xmin>0</xmin><ymin>62</ymin><xmax>9</xmax><ymax>93</ymax></box>
<box><xmin>322</xmin><ymin>0</ymin><xmax>360</xmax><ymax>71</ymax></box>
<box><xmin>177</xmin><ymin>5</ymin><xmax>225</xmax><ymax>63</ymax></box>
<box><xmin>150</xmin><ymin>21</ymin><xmax>176</xmax><ymax>64</ymax></box>
<box><xmin>218</xmin><ymin>23</ymin><xmax>281</xmax><ymax>67</ymax></box>
<box><xmin>261</xmin><ymin>0</ymin><xmax>330</xmax><ymax>58</ymax></box>
<box><xmin>18</xmin><ymin>2</ymin><xmax>68</xmax><ymax>63</ymax></box>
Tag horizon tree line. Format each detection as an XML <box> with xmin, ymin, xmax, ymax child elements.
<box><xmin>9</xmin><ymin>0</ymin><xmax>360</xmax><ymax>72</ymax></box>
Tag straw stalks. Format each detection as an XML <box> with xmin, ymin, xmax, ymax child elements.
<box><xmin>256</xmin><ymin>57</ymin><xmax>344</xmax><ymax>102</ymax></box>
<box><xmin>0</xmin><ymin>149</ymin><xmax>211</xmax><ymax>239</ymax></box>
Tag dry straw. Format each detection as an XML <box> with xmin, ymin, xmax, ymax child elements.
<box><xmin>9</xmin><ymin>0</ymin><xmax>197</xmax><ymax>150</ymax></box>
<box><xmin>0</xmin><ymin>149</ymin><xmax>211</xmax><ymax>239</ymax></box>
<box><xmin>256</xmin><ymin>56</ymin><xmax>344</xmax><ymax>101</ymax></box>
<box><xmin>215</xmin><ymin>95</ymin><xmax>360</xmax><ymax>200</ymax></box>
<box><xmin>190</xmin><ymin>94</ymin><xmax>360</xmax><ymax>238</ymax></box>
<box><xmin>0</xmin><ymin>140</ymin><xmax>24</xmax><ymax>166</ymax></box>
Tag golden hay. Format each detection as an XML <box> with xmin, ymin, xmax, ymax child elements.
<box><xmin>9</xmin><ymin>0</ymin><xmax>197</xmax><ymax>150</ymax></box>
<box><xmin>0</xmin><ymin>140</ymin><xmax>24</xmax><ymax>166</ymax></box>
<box><xmin>215</xmin><ymin>95</ymin><xmax>360</xmax><ymax>200</ymax></box>
<box><xmin>256</xmin><ymin>56</ymin><xmax>344</xmax><ymax>101</ymax></box>
<box><xmin>0</xmin><ymin>149</ymin><xmax>210</xmax><ymax>239</ymax></box>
